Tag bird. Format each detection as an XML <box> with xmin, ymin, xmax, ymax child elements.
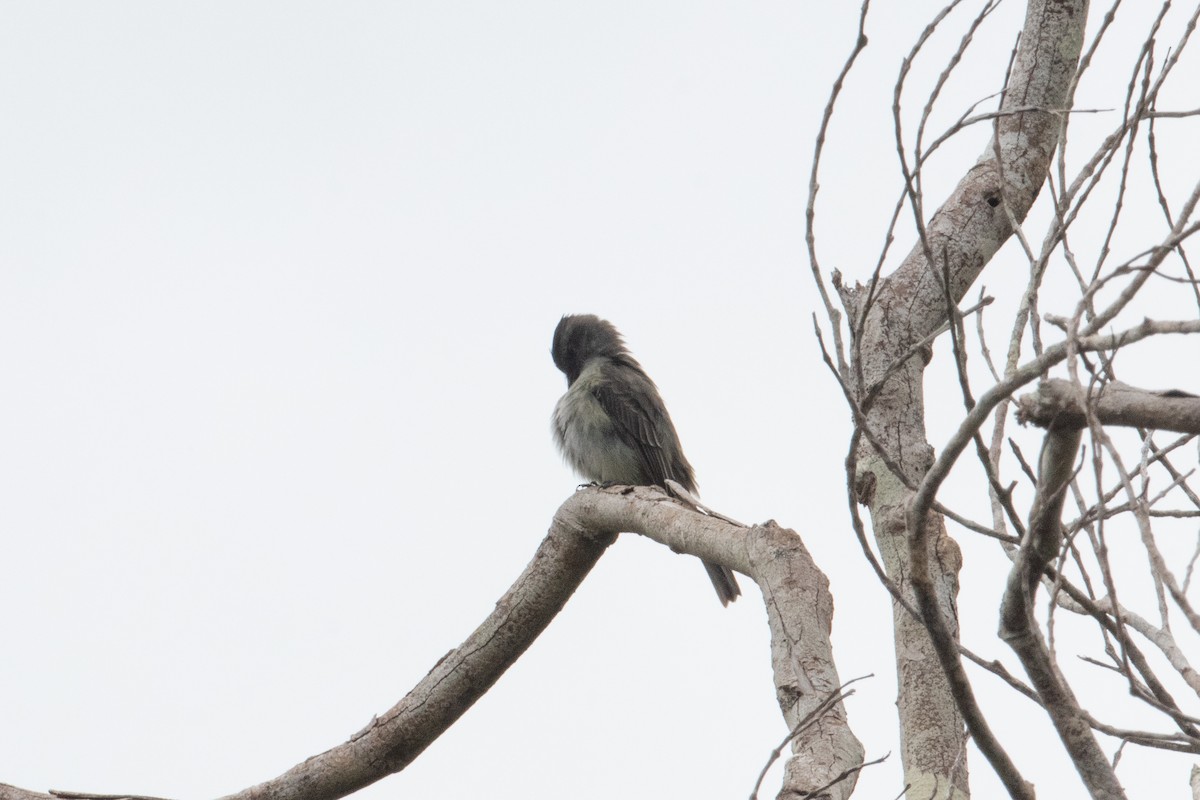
<box><xmin>550</xmin><ymin>313</ymin><xmax>741</xmax><ymax>606</ymax></box>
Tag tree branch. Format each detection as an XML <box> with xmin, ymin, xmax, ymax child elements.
<box><xmin>999</xmin><ymin>428</ymin><xmax>1129</xmax><ymax>799</ymax></box>
<box><xmin>220</xmin><ymin>493</ymin><xmax>620</xmax><ymax>800</ymax></box>
<box><xmin>1018</xmin><ymin>379</ymin><xmax>1200</xmax><ymax>434</ymax></box>
<box><xmin>2</xmin><ymin>487</ymin><xmax>861</xmax><ymax>800</ymax></box>
<box><xmin>576</xmin><ymin>487</ymin><xmax>864</xmax><ymax>799</ymax></box>
<box><xmin>858</xmin><ymin>0</ymin><xmax>1090</xmax><ymax>796</ymax></box>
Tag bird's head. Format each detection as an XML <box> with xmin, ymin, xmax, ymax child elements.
<box><xmin>551</xmin><ymin>314</ymin><xmax>628</xmax><ymax>384</ymax></box>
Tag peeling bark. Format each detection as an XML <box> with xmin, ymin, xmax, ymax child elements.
<box><xmin>843</xmin><ymin>0</ymin><xmax>1090</xmax><ymax>795</ymax></box>
<box><xmin>1</xmin><ymin>488</ymin><xmax>860</xmax><ymax>800</ymax></box>
<box><xmin>1018</xmin><ymin>379</ymin><xmax>1200</xmax><ymax>434</ymax></box>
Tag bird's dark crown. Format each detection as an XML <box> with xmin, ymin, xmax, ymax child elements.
<box><xmin>551</xmin><ymin>314</ymin><xmax>630</xmax><ymax>384</ymax></box>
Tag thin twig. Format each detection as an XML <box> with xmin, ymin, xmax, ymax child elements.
<box><xmin>748</xmin><ymin>675</ymin><xmax>872</xmax><ymax>800</ymax></box>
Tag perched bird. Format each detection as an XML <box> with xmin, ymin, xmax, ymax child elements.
<box><xmin>550</xmin><ymin>313</ymin><xmax>741</xmax><ymax>606</ymax></box>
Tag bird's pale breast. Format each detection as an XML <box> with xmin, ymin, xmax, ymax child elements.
<box><xmin>552</xmin><ymin>360</ymin><xmax>643</xmax><ymax>485</ymax></box>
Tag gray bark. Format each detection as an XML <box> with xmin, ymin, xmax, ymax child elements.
<box><xmin>1</xmin><ymin>487</ymin><xmax>860</xmax><ymax>800</ymax></box>
<box><xmin>839</xmin><ymin>0</ymin><xmax>1089</xmax><ymax>795</ymax></box>
<box><xmin>1018</xmin><ymin>379</ymin><xmax>1200</xmax><ymax>434</ymax></box>
<box><xmin>999</xmin><ymin>427</ymin><xmax>1128</xmax><ymax>800</ymax></box>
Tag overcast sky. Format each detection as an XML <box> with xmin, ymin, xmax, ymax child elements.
<box><xmin>2</xmin><ymin>3</ymin><xmax>1198</xmax><ymax>799</ymax></box>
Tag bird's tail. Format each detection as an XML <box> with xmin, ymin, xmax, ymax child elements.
<box><xmin>702</xmin><ymin>560</ymin><xmax>741</xmax><ymax>606</ymax></box>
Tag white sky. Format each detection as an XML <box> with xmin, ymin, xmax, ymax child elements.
<box><xmin>2</xmin><ymin>2</ymin><xmax>1198</xmax><ymax>799</ymax></box>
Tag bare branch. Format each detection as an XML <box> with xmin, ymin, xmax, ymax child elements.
<box><xmin>807</xmin><ymin>0</ymin><xmax>872</xmax><ymax>376</ymax></box>
<box><xmin>1018</xmin><ymin>379</ymin><xmax>1200</xmax><ymax>435</ymax></box>
<box><xmin>916</xmin><ymin>318</ymin><xmax>1200</xmax><ymax>526</ymax></box>
<box><xmin>749</xmin><ymin>676</ymin><xmax>871</xmax><ymax>800</ymax></box>
<box><xmin>216</xmin><ymin>493</ymin><xmax>619</xmax><ymax>800</ymax></box>
<box><xmin>0</xmin><ymin>487</ymin><xmax>855</xmax><ymax>800</ymax></box>
<box><xmin>999</xmin><ymin>427</ymin><xmax>1129</xmax><ymax>799</ymax></box>
<box><xmin>554</xmin><ymin>488</ymin><xmax>866</xmax><ymax>799</ymax></box>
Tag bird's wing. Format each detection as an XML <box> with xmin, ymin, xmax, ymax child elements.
<box><xmin>591</xmin><ymin>362</ymin><xmax>694</xmax><ymax>491</ymax></box>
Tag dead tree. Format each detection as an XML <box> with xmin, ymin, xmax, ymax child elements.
<box><xmin>812</xmin><ymin>0</ymin><xmax>1200</xmax><ymax>796</ymax></box>
<box><xmin>6</xmin><ymin>2</ymin><xmax>1200</xmax><ymax>799</ymax></box>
